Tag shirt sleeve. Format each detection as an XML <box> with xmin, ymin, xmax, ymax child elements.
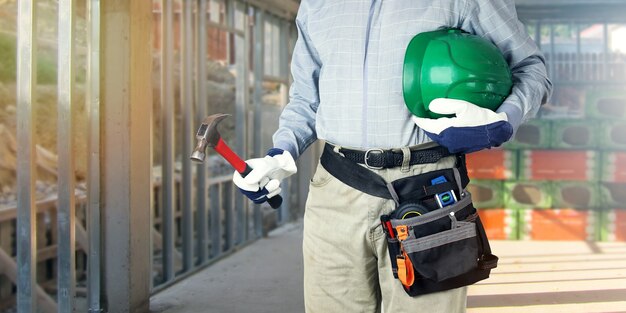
<box><xmin>461</xmin><ymin>0</ymin><xmax>553</xmax><ymax>131</ymax></box>
<box><xmin>272</xmin><ymin>2</ymin><xmax>322</xmax><ymax>160</ymax></box>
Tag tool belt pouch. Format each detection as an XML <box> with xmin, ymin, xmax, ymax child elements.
<box><xmin>381</xmin><ymin>169</ymin><xmax>498</xmax><ymax>297</ymax></box>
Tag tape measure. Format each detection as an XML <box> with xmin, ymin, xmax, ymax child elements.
<box><xmin>394</xmin><ymin>203</ymin><xmax>430</xmax><ymax>220</ymax></box>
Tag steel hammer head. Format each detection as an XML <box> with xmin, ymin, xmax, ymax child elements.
<box><xmin>190</xmin><ymin>113</ymin><xmax>230</xmax><ymax>163</ymax></box>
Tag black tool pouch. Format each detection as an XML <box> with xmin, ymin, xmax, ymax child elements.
<box><xmin>380</xmin><ymin>167</ymin><xmax>498</xmax><ymax>297</ymax></box>
<box><xmin>319</xmin><ymin>143</ymin><xmax>497</xmax><ymax>296</ymax></box>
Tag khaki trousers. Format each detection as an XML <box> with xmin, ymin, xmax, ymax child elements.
<box><xmin>303</xmin><ymin>149</ymin><xmax>467</xmax><ymax>313</ymax></box>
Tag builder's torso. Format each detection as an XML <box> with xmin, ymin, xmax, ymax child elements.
<box><xmin>301</xmin><ymin>0</ymin><xmax>467</xmax><ymax>149</ymax></box>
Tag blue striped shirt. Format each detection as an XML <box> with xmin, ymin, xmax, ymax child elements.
<box><xmin>273</xmin><ymin>0</ymin><xmax>553</xmax><ymax>159</ymax></box>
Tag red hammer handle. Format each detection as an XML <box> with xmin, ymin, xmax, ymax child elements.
<box><xmin>214</xmin><ymin>138</ymin><xmax>282</xmax><ymax>209</ymax></box>
<box><xmin>215</xmin><ymin>138</ymin><xmax>247</xmax><ymax>173</ymax></box>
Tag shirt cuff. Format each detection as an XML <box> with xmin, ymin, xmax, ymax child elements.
<box><xmin>273</xmin><ymin>141</ymin><xmax>299</xmax><ymax>161</ymax></box>
<box><xmin>496</xmin><ymin>102</ymin><xmax>524</xmax><ymax>133</ymax></box>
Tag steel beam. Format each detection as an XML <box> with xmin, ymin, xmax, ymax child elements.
<box><xmin>209</xmin><ymin>184</ymin><xmax>221</xmax><ymax>258</ymax></box>
<box><xmin>603</xmin><ymin>23</ymin><xmax>610</xmax><ymax>80</ymax></box>
<box><xmin>576</xmin><ymin>23</ymin><xmax>581</xmax><ymax>81</ymax></box>
<box><xmin>226</xmin><ymin>0</ymin><xmax>235</xmax><ymax>64</ymax></box>
<box><xmin>16</xmin><ymin>0</ymin><xmax>38</xmax><ymax>312</ymax></box>
<box><xmin>57</xmin><ymin>0</ymin><xmax>77</xmax><ymax>311</ymax></box>
<box><xmin>252</xmin><ymin>8</ymin><xmax>265</xmax><ymax>238</ymax></box>
<box><xmin>549</xmin><ymin>24</ymin><xmax>555</xmax><ymax>79</ymax></box>
<box><xmin>181</xmin><ymin>0</ymin><xmax>195</xmax><ymax>273</ymax></box>
<box><xmin>223</xmin><ymin>183</ymin><xmax>233</xmax><ymax>251</ymax></box>
<box><xmin>233</xmin><ymin>1</ymin><xmax>249</xmax><ymax>245</ymax></box>
<box><xmin>196</xmin><ymin>0</ymin><xmax>209</xmax><ymax>265</ymax></box>
<box><xmin>278</xmin><ymin>19</ymin><xmax>290</xmax><ymax>224</ymax></box>
<box><xmin>86</xmin><ymin>0</ymin><xmax>102</xmax><ymax>311</ymax></box>
<box><xmin>160</xmin><ymin>0</ymin><xmax>176</xmax><ymax>283</ymax></box>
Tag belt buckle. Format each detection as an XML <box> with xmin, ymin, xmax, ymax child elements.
<box><xmin>364</xmin><ymin>148</ymin><xmax>384</xmax><ymax>170</ymax></box>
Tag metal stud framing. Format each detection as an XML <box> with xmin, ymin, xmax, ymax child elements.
<box><xmin>252</xmin><ymin>8</ymin><xmax>265</xmax><ymax>238</ymax></box>
<box><xmin>16</xmin><ymin>0</ymin><xmax>38</xmax><ymax>311</ymax></box>
<box><xmin>196</xmin><ymin>0</ymin><xmax>210</xmax><ymax>265</ymax></box>
<box><xmin>278</xmin><ymin>18</ymin><xmax>291</xmax><ymax>224</ymax></box>
<box><xmin>160</xmin><ymin>0</ymin><xmax>176</xmax><ymax>283</ymax></box>
<box><xmin>12</xmin><ymin>0</ymin><xmax>303</xmax><ymax>311</ymax></box>
<box><xmin>57</xmin><ymin>0</ymin><xmax>77</xmax><ymax>311</ymax></box>
<box><xmin>86</xmin><ymin>0</ymin><xmax>102</xmax><ymax>311</ymax></box>
<box><xmin>181</xmin><ymin>0</ymin><xmax>195</xmax><ymax>273</ymax></box>
<box><xmin>234</xmin><ymin>1</ymin><xmax>250</xmax><ymax>245</ymax></box>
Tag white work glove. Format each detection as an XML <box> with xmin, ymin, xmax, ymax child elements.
<box><xmin>412</xmin><ymin>98</ymin><xmax>514</xmax><ymax>154</ymax></box>
<box><xmin>233</xmin><ymin>148</ymin><xmax>297</xmax><ymax>204</ymax></box>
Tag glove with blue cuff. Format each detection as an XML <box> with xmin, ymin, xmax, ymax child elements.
<box><xmin>412</xmin><ymin>98</ymin><xmax>516</xmax><ymax>154</ymax></box>
<box><xmin>233</xmin><ymin>148</ymin><xmax>297</xmax><ymax>204</ymax></box>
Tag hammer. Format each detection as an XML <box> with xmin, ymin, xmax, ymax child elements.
<box><xmin>190</xmin><ymin>113</ymin><xmax>282</xmax><ymax>209</ymax></box>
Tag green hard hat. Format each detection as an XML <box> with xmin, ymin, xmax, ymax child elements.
<box><xmin>403</xmin><ymin>28</ymin><xmax>513</xmax><ymax>119</ymax></box>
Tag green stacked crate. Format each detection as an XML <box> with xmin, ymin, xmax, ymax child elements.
<box><xmin>597</xmin><ymin>210</ymin><xmax>611</xmax><ymax>242</ymax></box>
<box><xmin>504</xmin><ymin>181</ymin><xmax>552</xmax><ymax>209</ymax></box>
<box><xmin>496</xmin><ymin>89</ymin><xmax>626</xmax><ymax>241</ymax></box>
<box><xmin>598</xmin><ymin>121</ymin><xmax>626</xmax><ymax>151</ymax></box>
<box><xmin>585</xmin><ymin>89</ymin><xmax>626</xmax><ymax>120</ymax></box>
<box><xmin>597</xmin><ymin>182</ymin><xmax>626</xmax><ymax>241</ymax></box>
<box><xmin>598</xmin><ymin>183</ymin><xmax>626</xmax><ymax>208</ymax></box>
<box><xmin>551</xmin><ymin>182</ymin><xmax>602</xmax><ymax>209</ymax></box>
<box><xmin>550</xmin><ymin>120</ymin><xmax>598</xmax><ymax>149</ymax></box>
<box><xmin>467</xmin><ymin>180</ymin><xmax>504</xmax><ymax>209</ymax></box>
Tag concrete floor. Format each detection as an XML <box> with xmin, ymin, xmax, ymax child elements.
<box><xmin>150</xmin><ymin>221</ymin><xmax>626</xmax><ymax>313</ymax></box>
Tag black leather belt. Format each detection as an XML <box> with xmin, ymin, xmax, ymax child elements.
<box><xmin>320</xmin><ymin>143</ymin><xmax>469</xmax><ymax>200</ymax></box>
<box><xmin>329</xmin><ymin>143</ymin><xmax>452</xmax><ymax>169</ymax></box>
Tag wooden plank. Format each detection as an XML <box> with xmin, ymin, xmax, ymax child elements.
<box><xmin>40</xmin><ymin>280</ymin><xmax>86</xmax><ymax>297</ymax></box>
<box><xmin>0</xmin><ymin>247</ymin><xmax>57</xmax><ymax>313</ymax></box>
<box><xmin>0</xmin><ymin>125</ymin><xmax>58</xmax><ymax>177</ymax></box>
<box><xmin>75</xmin><ymin>206</ymin><xmax>86</xmax><ymax>279</ymax></box>
<box><xmin>0</xmin><ymin>125</ymin><xmax>17</xmax><ymax>173</ymax></box>
<box><xmin>36</xmin><ymin>212</ymin><xmax>48</xmax><ymax>285</ymax></box>
<box><xmin>0</xmin><ymin>194</ymin><xmax>87</xmax><ymax>223</ymax></box>
<box><xmin>35</xmin><ymin>144</ymin><xmax>59</xmax><ymax>178</ymax></box>
<box><xmin>33</xmin><ymin>243</ymin><xmax>85</xmax><ymax>263</ymax></box>
<box><xmin>0</xmin><ymin>221</ymin><xmax>13</xmax><ymax>302</ymax></box>
<box><xmin>48</xmin><ymin>207</ymin><xmax>58</xmax><ymax>293</ymax></box>
<box><xmin>75</xmin><ymin>221</ymin><xmax>88</xmax><ymax>253</ymax></box>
